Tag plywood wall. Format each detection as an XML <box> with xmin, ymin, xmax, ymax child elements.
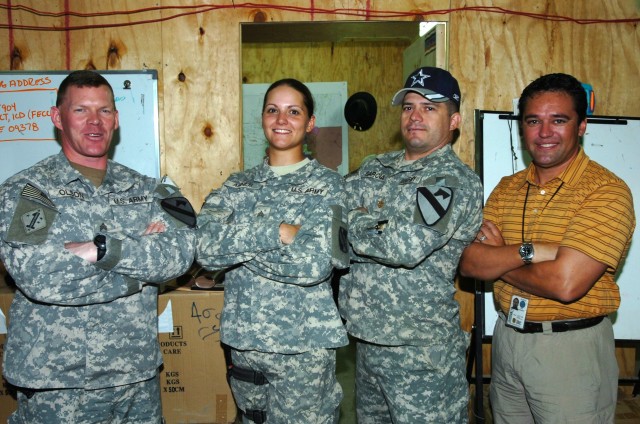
<box><xmin>1</xmin><ymin>0</ymin><xmax>639</xmax><ymax>383</ymax></box>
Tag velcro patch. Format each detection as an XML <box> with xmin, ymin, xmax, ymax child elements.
<box><xmin>288</xmin><ymin>185</ymin><xmax>327</xmax><ymax>196</ymax></box>
<box><xmin>330</xmin><ymin>205</ymin><xmax>350</xmax><ymax>269</ymax></box>
<box><xmin>22</xmin><ymin>183</ymin><xmax>56</xmax><ymax>209</ymax></box>
<box><xmin>110</xmin><ymin>193</ymin><xmax>152</xmax><ymax>206</ymax></box>
<box><xmin>416</xmin><ymin>186</ymin><xmax>453</xmax><ymax>226</ymax></box>
<box><xmin>161</xmin><ymin>197</ymin><xmax>196</xmax><ymax>228</ymax></box>
<box><xmin>21</xmin><ymin>208</ymin><xmax>47</xmax><ymax>234</ymax></box>
<box><xmin>255</xmin><ymin>204</ymin><xmax>271</xmax><ymax>218</ymax></box>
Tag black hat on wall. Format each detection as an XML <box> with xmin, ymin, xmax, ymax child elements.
<box><xmin>344</xmin><ymin>92</ymin><xmax>377</xmax><ymax>131</ymax></box>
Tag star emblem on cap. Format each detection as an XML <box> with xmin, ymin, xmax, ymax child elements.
<box><xmin>410</xmin><ymin>69</ymin><xmax>430</xmax><ymax>87</ymax></box>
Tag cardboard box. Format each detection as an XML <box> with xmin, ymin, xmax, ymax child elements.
<box><xmin>158</xmin><ymin>286</ymin><xmax>237</xmax><ymax>424</ymax></box>
<box><xmin>0</xmin><ymin>272</ymin><xmax>18</xmax><ymax>422</ymax></box>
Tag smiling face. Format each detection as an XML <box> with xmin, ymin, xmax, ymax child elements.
<box><xmin>400</xmin><ymin>92</ymin><xmax>460</xmax><ymax>161</ymax></box>
<box><xmin>261</xmin><ymin>84</ymin><xmax>315</xmax><ymax>161</ymax></box>
<box><xmin>51</xmin><ymin>84</ymin><xmax>119</xmax><ymax>169</ymax></box>
<box><xmin>521</xmin><ymin>91</ymin><xmax>586</xmax><ymax>185</ymax></box>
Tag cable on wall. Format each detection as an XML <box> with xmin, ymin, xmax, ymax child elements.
<box><xmin>0</xmin><ymin>2</ymin><xmax>638</xmax><ymax>32</ymax></box>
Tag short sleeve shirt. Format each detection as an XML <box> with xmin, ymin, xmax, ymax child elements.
<box><xmin>484</xmin><ymin>148</ymin><xmax>635</xmax><ymax>321</ymax></box>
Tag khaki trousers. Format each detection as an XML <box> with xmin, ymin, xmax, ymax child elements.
<box><xmin>490</xmin><ymin>315</ymin><xmax>617</xmax><ymax>424</ymax></box>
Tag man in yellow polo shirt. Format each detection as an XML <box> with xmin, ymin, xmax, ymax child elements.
<box><xmin>460</xmin><ymin>73</ymin><xmax>635</xmax><ymax>423</ymax></box>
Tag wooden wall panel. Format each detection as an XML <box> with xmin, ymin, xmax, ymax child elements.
<box><xmin>62</xmin><ymin>1</ymin><xmax>163</xmax><ymax>71</ymax></box>
<box><xmin>450</xmin><ymin>0</ymin><xmax>640</xmax><ymax>168</ymax></box>
<box><xmin>159</xmin><ymin>4</ymin><xmax>244</xmax><ymax>209</ymax></box>
<box><xmin>0</xmin><ymin>0</ymin><xmax>66</xmax><ymax>70</ymax></box>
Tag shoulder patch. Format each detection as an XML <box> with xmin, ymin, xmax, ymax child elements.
<box><xmin>415</xmin><ymin>186</ymin><xmax>453</xmax><ymax>226</ymax></box>
<box><xmin>21</xmin><ymin>208</ymin><xmax>47</xmax><ymax>233</ymax></box>
<box><xmin>161</xmin><ymin>197</ymin><xmax>197</xmax><ymax>228</ymax></box>
<box><xmin>154</xmin><ymin>183</ymin><xmax>180</xmax><ymax>199</ymax></box>
<box><xmin>21</xmin><ymin>183</ymin><xmax>56</xmax><ymax>210</ymax></box>
<box><xmin>7</xmin><ymin>188</ymin><xmax>58</xmax><ymax>245</ymax></box>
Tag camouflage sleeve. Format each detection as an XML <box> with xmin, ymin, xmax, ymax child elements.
<box><xmin>0</xmin><ymin>185</ymin><xmax>139</xmax><ymax>305</ymax></box>
<box><xmin>246</xmin><ymin>204</ymin><xmax>335</xmax><ymax>286</ymax></box>
<box><xmin>246</xmin><ymin>176</ymin><xmax>348</xmax><ymax>285</ymax></box>
<box><xmin>195</xmin><ymin>183</ymin><xmax>281</xmax><ymax>270</ymax></box>
<box><xmin>100</xmin><ymin>184</ymin><xmax>196</xmax><ymax>284</ymax></box>
<box><xmin>344</xmin><ymin>168</ymin><xmax>363</xmax><ymax>212</ymax></box>
<box><xmin>1</xmin><ymin>240</ymin><xmax>143</xmax><ymax>305</ymax></box>
<box><xmin>0</xmin><ymin>178</ymin><xmax>195</xmax><ymax>305</ymax></box>
<box><xmin>343</xmin><ymin>168</ymin><xmax>373</xmax><ymax>263</ymax></box>
<box><xmin>348</xmin><ymin>181</ymin><xmax>483</xmax><ymax>268</ymax></box>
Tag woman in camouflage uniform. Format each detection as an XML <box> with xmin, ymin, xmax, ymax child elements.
<box><xmin>196</xmin><ymin>79</ymin><xmax>349</xmax><ymax>424</ymax></box>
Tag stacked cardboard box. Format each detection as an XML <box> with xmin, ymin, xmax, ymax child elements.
<box><xmin>158</xmin><ymin>285</ymin><xmax>237</xmax><ymax>423</ymax></box>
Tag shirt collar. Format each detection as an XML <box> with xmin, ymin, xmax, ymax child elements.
<box><xmin>519</xmin><ymin>147</ymin><xmax>589</xmax><ymax>189</ymax></box>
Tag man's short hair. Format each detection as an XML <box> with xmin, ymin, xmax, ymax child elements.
<box><xmin>518</xmin><ymin>73</ymin><xmax>587</xmax><ymax>123</ymax></box>
<box><xmin>56</xmin><ymin>70</ymin><xmax>115</xmax><ymax>108</ymax></box>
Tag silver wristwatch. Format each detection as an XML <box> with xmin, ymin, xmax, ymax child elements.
<box><xmin>519</xmin><ymin>242</ymin><xmax>534</xmax><ymax>264</ymax></box>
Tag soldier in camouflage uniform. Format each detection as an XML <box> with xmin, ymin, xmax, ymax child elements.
<box><xmin>196</xmin><ymin>79</ymin><xmax>349</xmax><ymax>424</ymax></box>
<box><xmin>339</xmin><ymin>67</ymin><xmax>483</xmax><ymax>423</ymax></box>
<box><xmin>0</xmin><ymin>70</ymin><xmax>196</xmax><ymax>423</ymax></box>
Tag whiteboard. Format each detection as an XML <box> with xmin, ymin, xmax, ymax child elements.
<box><xmin>0</xmin><ymin>70</ymin><xmax>160</xmax><ymax>183</ymax></box>
<box><xmin>242</xmin><ymin>82</ymin><xmax>349</xmax><ymax>175</ymax></box>
<box><xmin>476</xmin><ymin>110</ymin><xmax>640</xmax><ymax>340</ymax></box>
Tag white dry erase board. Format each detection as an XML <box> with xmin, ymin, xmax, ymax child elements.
<box><xmin>0</xmin><ymin>70</ymin><xmax>160</xmax><ymax>183</ymax></box>
<box><xmin>476</xmin><ymin>110</ymin><xmax>640</xmax><ymax>341</ymax></box>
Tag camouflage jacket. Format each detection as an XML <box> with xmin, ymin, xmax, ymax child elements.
<box><xmin>0</xmin><ymin>152</ymin><xmax>195</xmax><ymax>389</ymax></box>
<box><xmin>196</xmin><ymin>159</ymin><xmax>348</xmax><ymax>353</ymax></box>
<box><xmin>340</xmin><ymin>145</ymin><xmax>483</xmax><ymax>346</ymax></box>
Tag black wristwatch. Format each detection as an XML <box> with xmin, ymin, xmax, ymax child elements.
<box><xmin>519</xmin><ymin>242</ymin><xmax>534</xmax><ymax>264</ymax></box>
<box><xmin>93</xmin><ymin>234</ymin><xmax>107</xmax><ymax>261</ymax></box>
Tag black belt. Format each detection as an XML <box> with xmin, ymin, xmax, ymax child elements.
<box><xmin>512</xmin><ymin>315</ymin><xmax>605</xmax><ymax>334</ymax></box>
<box><xmin>243</xmin><ymin>409</ymin><xmax>266</xmax><ymax>424</ymax></box>
<box><xmin>228</xmin><ymin>365</ymin><xmax>268</xmax><ymax>385</ymax></box>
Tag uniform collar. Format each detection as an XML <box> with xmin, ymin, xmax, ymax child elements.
<box><xmin>53</xmin><ymin>152</ymin><xmax>137</xmax><ymax>193</ymax></box>
<box><xmin>253</xmin><ymin>157</ymin><xmax>317</xmax><ymax>182</ymax></box>
<box><xmin>378</xmin><ymin>144</ymin><xmax>452</xmax><ymax>170</ymax></box>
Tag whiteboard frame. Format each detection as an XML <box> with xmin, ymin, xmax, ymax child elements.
<box><xmin>475</xmin><ymin>110</ymin><xmax>640</xmax><ymax>341</ymax></box>
<box><xmin>0</xmin><ymin>70</ymin><xmax>160</xmax><ymax>182</ymax></box>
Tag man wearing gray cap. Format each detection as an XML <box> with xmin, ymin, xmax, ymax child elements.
<box><xmin>339</xmin><ymin>67</ymin><xmax>483</xmax><ymax>423</ymax></box>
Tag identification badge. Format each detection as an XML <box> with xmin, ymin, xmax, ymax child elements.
<box><xmin>506</xmin><ymin>295</ymin><xmax>528</xmax><ymax>330</ymax></box>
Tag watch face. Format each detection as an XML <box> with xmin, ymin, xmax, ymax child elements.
<box><xmin>94</xmin><ymin>234</ymin><xmax>107</xmax><ymax>249</ymax></box>
<box><xmin>520</xmin><ymin>243</ymin><xmax>534</xmax><ymax>261</ymax></box>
